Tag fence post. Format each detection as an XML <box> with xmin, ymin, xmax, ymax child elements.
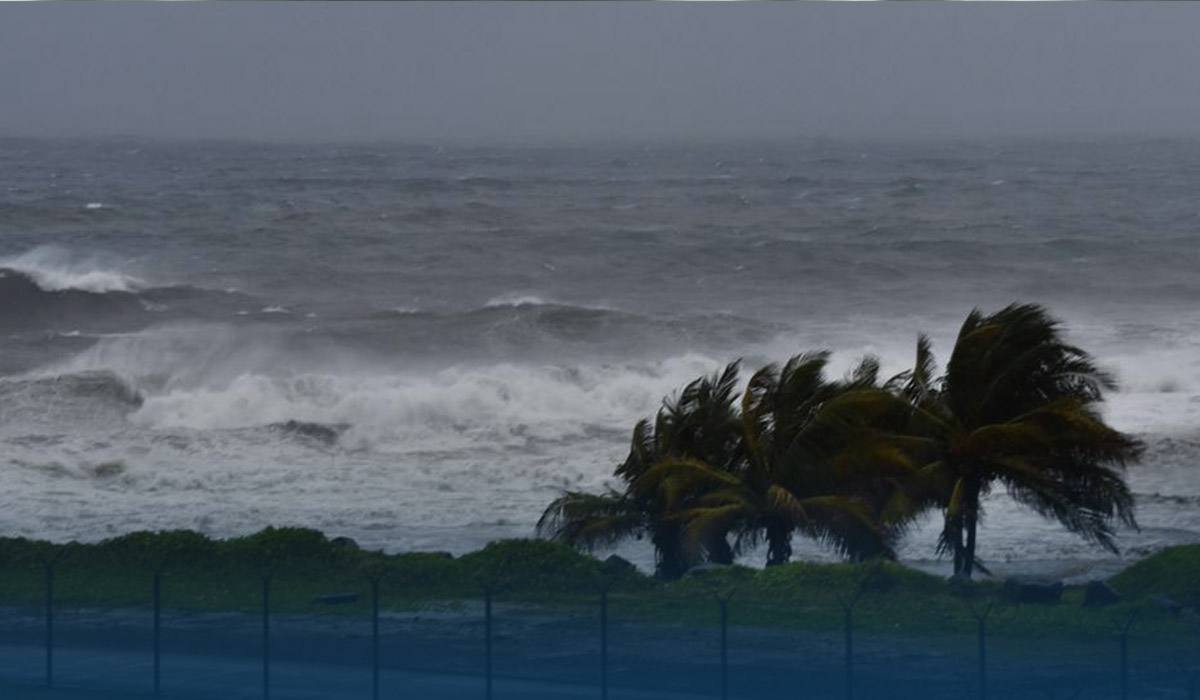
<box><xmin>695</xmin><ymin>585</ymin><xmax>737</xmax><ymax>700</ymax></box>
<box><xmin>44</xmin><ymin>559</ymin><xmax>54</xmax><ymax>688</ymax></box>
<box><xmin>153</xmin><ymin>569</ymin><xmax>162</xmax><ymax>696</ymax></box>
<box><xmin>359</xmin><ymin>559</ymin><xmax>390</xmax><ymax>700</ymax></box>
<box><xmin>968</xmin><ymin>599</ymin><xmax>994</xmax><ymax>700</ymax></box>
<box><xmin>719</xmin><ymin>596</ymin><xmax>730</xmax><ymax>700</ymax></box>
<box><xmin>836</xmin><ymin>565</ymin><xmax>878</xmax><ymax>700</ymax></box>
<box><xmin>977</xmin><ymin>615</ymin><xmax>986</xmax><ymax>700</ymax></box>
<box><xmin>1114</xmin><ymin>608</ymin><xmax>1140</xmax><ymax>700</ymax></box>
<box><xmin>600</xmin><ymin>588</ymin><xmax>608</xmax><ymax>700</ymax></box>
<box><xmin>592</xmin><ymin>570</ymin><xmax>621</xmax><ymax>700</ymax></box>
<box><xmin>1120</xmin><ymin>632</ymin><xmax>1128</xmax><ymax>700</ymax></box>
<box><xmin>978</xmin><ymin>614</ymin><xmax>986</xmax><ymax>700</ymax></box>
<box><xmin>262</xmin><ymin>570</ymin><xmax>273</xmax><ymax>700</ymax></box>
<box><xmin>843</xmin><ymin>604</ymin><xmax>853</xmax><ymax>700</ymax></box>
<box><xmin>599</xmin><ymin>580</ymin><xmax>613</xmax><ymax>700</ymax></box>
<box><xmin>483</xmin><ymin>583</ymin><xmax>494</xmax><ymax>700</ymax></box>
<box><xmin>370</xmin><ymin>574</ymin><xmax>381</xmax><ymax>700</ymax></box>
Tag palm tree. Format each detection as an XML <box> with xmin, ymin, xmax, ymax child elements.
<box><xmin>886</xmin><ymin>304</ymin><xmax>1142</xmax><ymax>577</ymax></box>
<box><xmin>539</xmin><ymin>362</ymin><xmax>745</xmax><ymax>579</ymax></box>
<box><xmin>635</xmin><ymin>353</ymin><xmax>911</xmax><ymax>567</ymax></box>
<box><xmin>540</xmin><ymin>355</ymin><xmax>917</xmax><ymax>575</ymax></box>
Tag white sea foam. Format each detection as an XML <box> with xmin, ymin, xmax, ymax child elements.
<box><xmin>40</xmin><ymin>323</ymin><xmax>724</xmax><ymax>452</ymax></box>
<box><xmin>9</xmin><ymin>314</ymin><xmax>1200</xmax><ymax>568</ymax></box>
<box><xmin>484</xmin><ymin>293</ymin><xmax>552</xmax><ymax>308</ymax></box>
<box><xmin>125</xmin><ymin>358</ymin><xmax>716</xmax><ymax>453</ymax></box>
<box><xmin>0</xmin><ymin>245</ymin><xmax>143</xmax><ymax>293</ymax></box>
<box><xmin>483</xmin><ymin>292</ymin><xmax>618</xmax><ymax>312</ymax></box>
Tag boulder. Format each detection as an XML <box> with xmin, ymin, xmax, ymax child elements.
<box><xmin>685</xmin><ymin>563</ymin><xmax>727</xmax><ymax>577</ymax></box>
<box><xmin>1083</xmin><ymin>581</ymin><xmax>1121</xmax><ymax>607</ymax></box>
<box><xmin>275</xmin><ymin>420</ymin><xmax>341</xmax><ymax>445</ymax></box>
<box><xmin>1003</xmin><ymin>576</ymin><xmax>1064</xmax><ymax>605</ymax></box>
<box><xmin>1150</xmin><ymin>593</ymin><xmax>1183</xmax><ymax>615</ymax></box>
<box><xmin>946</xmin><ymin>572</ymin><xmax>974</xmax><ymax>597</ymax></box>
<box><xmin>602</xmin><ymin>554</ymin><xmax>637</xmax><ymax>577</ymax></box>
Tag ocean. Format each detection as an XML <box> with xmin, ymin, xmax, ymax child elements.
<box><xmin>2</xmin><ymin>136</ymin><xmax>1198</xmax><ymax>580</ymax></box>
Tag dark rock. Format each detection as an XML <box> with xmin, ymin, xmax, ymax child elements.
<box><xmin>315</xmin><ymin>592</ymin><xmax>358</xmax><ymax>605</ymax></box>
<box><xmin>1150</xmin><ymin>593</ymin><xmax>1183</xmax><ymax>615</ymax></box>
<box><xmin>91</xmin><ymin>461</ymin><xmax>126</xmax><ymax>478</ymax></box>
<box><xmin>602</xmin><ymin>554</ymin><xmax>636</xmax><ymax>576</ymax></box>
<box><xmin>1003</xmin><ymin>576</ymin><xmax>1064</xmax><ymax>605</ymax></box>
<box><xmin>330</xmin><ymin>536</ymin><xmax>359</xmax><ymax>551</ymax></box>
<box><xmin>946</xmin><ymin>572</ymin><xmax>974</xmax><ymax>596</ymax></box>
<box><xmin>273</xmin><ymin>420</ymin><xmax>342</xmax><ymax>445</ymax></box>
<box><xmin>685</xmin><ymin>563</ymin><xmax>727</xmax><ymax>577</ymax></box>
<box><xmin>1083</xmin><ymin>581</ymin><xmax>1121</xmax><ymax>607</ymax></box>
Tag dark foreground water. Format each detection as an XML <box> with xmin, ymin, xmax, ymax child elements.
<box><xmin>2</xmin><ymin>136</ymin><xmax>1199</xmax><ymax>576</ymax></box>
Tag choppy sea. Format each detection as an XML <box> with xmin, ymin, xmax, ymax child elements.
<box><xmin>2</xmin><ymin>137</ymin><xmax>1198</xmax><ymax>579</ymax></box>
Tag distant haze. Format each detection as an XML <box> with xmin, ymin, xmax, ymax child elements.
<box><xmin>2</xmin><ymin>2</ymin><xmax>1200</xmax><ymax>143</ymax></box>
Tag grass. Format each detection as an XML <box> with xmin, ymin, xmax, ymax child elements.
<box><xmin>1109</xmin><ymin>544</ymin><xmax>1200</xmax><ymax>604</ymax></box>
<box><xmin>0</xmin><ymin>528</ymin><xmax>1196</xmax><ymax>645</ymax></box>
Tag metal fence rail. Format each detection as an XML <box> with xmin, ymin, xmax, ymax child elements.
<box><xmin>1</xmin><ymin>566</ymin><xmax>1196</xmax><ymax>700</ymax></box>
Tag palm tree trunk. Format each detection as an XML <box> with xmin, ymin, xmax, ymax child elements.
<box><xmin>653</xmin><ymin>523</ymin><xmax>688</xmax><ymax>580</ymax></box>
<box><xmin>949</xmin><ymin>514</ymin><xmax>965</xmax><ymax>576</ymax></box>
<box><xmin>946</xmin><ymin>474</ymin><xmax>985</xmax><ymax>577</ymax></box>
<box><xmin>963</xmin><ymin>480</ymin><xmax>980</xmax><ymax>576</ymax></box>
<box><xmin>964</xmin><ymin>515</ymin><xmax>978</xmax><ymax>576</ymax></box>
<box><xmin>708</xmin><ymin>537</ymin><xmax>735</xmax><ymax>566</ymax></box>
<box><xmin>765</xmin><ymin>521</ymin><xmax>792</xmax><ymax>566</ymax></box>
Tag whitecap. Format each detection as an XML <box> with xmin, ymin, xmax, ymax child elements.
<box><xmin>0</xmin><ymin>245</ymin><xmax>142</xmax><ymax>293</ymax></box>
<box><xmin>483</xmin><ymin>293</ymin><xmax>550</xmax><ymax>308</ymax></box>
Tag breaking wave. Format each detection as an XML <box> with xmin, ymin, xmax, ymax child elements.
<box><xmin>0</xmin><ymin>248</ymin><xmax>249</xmax><ymax>332</ymax></box>
<box><xmin>0</xmin><ymin>268</ymin><xmax>148</xmax><ymax>328</ymax></box>
<box><xmin>125</xmin><ymin>357</ymin><xmax>720</xmax><ymax>452</ymax></box>
<box><xmin>29</xmin><ymin>324</ymin><xmax>723</xmax><ymax>452</ymax></box>
<box><xmin>0</xmin><ymin>370</ymin><xmax>142</xmax><ymax>406</ymax></box>
<box><xmin>0</xmin><ymin>246</ymin><xmax>143</xmax><ymax>293</ymax></box>
<box><xmin>483</xmin><ymin>293</ymin><xmax>591</xmax><ymax>309</ymax></box>
<box><xmin>0</xmin><ymin>268</ymin><xmax>243</xmax><ymax>332</ymax></box>
<box><xmin>371</xmin><ymin>298</ymin><xmax>779</xmax><ymax>356</ymax></box>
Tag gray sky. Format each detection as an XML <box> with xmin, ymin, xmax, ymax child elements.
<box><xmin>2</xmin><ymin>2</ymin><xmax>1199</xmax><ymax>143</ymax></box>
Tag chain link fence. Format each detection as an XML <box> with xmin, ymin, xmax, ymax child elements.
<box><xmin>1</xmin><ymin>556</ymin><xmax>1197</xmax><ymax>700</ymax></box>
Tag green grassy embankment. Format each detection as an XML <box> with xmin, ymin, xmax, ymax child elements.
<box><xmin>0</xmin><ymin>529</ymin><xmax>1196</xmax><ymax>644</ymax></box>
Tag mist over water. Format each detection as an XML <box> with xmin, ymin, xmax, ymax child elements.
<box><xmin>2</xmin><ymin>137</ymin><xmax>1199</xmax><ymax>577</ymax></box>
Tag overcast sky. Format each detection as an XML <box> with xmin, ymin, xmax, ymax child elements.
<box><xmin>2</xmin><ymin>3</ymin><xmax>1199</xmax><ymax>144</ymax></box>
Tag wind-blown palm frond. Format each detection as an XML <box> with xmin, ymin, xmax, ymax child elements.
<box><xmin>536</xmin><ymin>490</ymin><xmax>642</xmax><ymax>551</ymax></box>
<box><xmin>894</xmin><ymin>303</ymin><xmax>1142</xmax><ymax>576</ymax></box>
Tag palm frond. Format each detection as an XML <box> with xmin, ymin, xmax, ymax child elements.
<box><xmin>536</xmin><ymin>490</ymin><xmax>643</xmax><ymax>551</ymax></box>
